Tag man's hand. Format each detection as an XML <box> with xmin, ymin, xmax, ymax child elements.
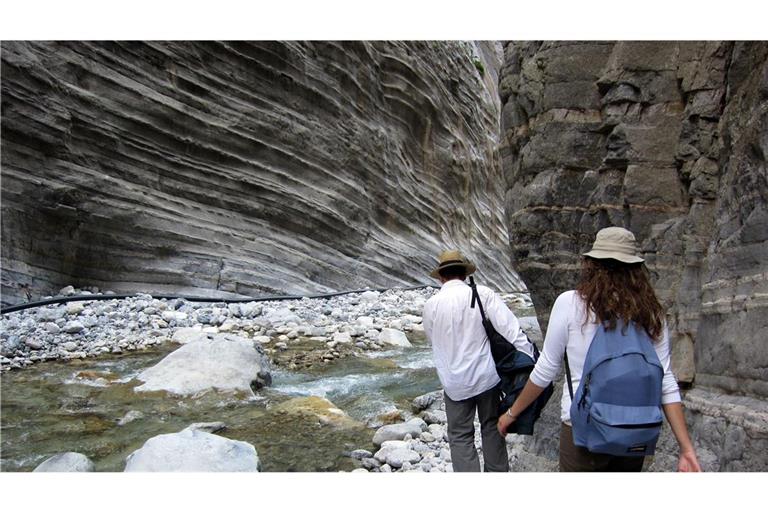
<box><xmin>497</xmin><ymin>410</ymin><xmax>517</xmax><ymax>437</ymax></box>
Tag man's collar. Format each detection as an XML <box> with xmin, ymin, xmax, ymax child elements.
<box><xmin>440</xmin><ymin>279</ymin><xmax>468</xmax><ymax>290</ymax></box>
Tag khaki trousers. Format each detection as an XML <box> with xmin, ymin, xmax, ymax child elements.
<box><xmin>444</xmin><ymin>385</ymin><xmax>509</xmax><ymax>472</ymax></box>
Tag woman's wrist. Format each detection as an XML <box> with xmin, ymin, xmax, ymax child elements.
<box><xmin>680</xmin><ymin>445</ymin><xmax>696</xmax><ymax>455</ymax></box>
<box><xmin>505</xmin><ymin>408</ymin><xmax>516</xmax><ymax>419</ymax></box>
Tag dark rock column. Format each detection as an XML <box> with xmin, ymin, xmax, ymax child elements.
<box><xmin>501</xmin><ymin>41</ymin><xmax>768</xmax><ymax>471</ymax></box>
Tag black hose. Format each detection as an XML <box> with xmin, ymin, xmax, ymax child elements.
<box><xmin>0</xmin><ymin>285</ymin><xmax>436</xmax><ymax>315</ymax></box>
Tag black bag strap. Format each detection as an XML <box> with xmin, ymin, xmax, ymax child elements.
<box><xmin>564</xmin><ymin>350</ymin><xmax>574</xmax><ymax>400</ymax></box>
<box><xmin>468</xmin><ymin>276</ymin><xmax>488</xmax><ymax>322</ymax></box>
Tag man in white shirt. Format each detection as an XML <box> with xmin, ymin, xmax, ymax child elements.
<box><xmin>422</xmin><ymin>250</ymin><xmax>534</xmax><ymax>472</ymax></box>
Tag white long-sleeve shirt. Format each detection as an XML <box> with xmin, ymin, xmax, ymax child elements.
<box><xmin>423</xmin><ymin>279</ymin><xmax>534</xmax><ymax>401</ymax></box>
<box><xmin>529</xmin><ymin>290</ymin><xmax>682</xmax><ymax>423</ymax></box>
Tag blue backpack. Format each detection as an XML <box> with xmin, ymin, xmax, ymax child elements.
<box><xmin>566</xmin><ymin>320</ymin><xmax>664</xmax><ymax>457</ymax></box>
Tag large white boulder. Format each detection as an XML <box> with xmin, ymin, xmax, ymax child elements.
<box><xmin>378</xmin><ymin>328</ymin><xmax>411</xmax><ymax>347</ymax></box>
<box><xmin>33</xmin><ymin>452</ymin><xmax>94</xmax><ymax>472</ymax></box>
<box><xmin>124</xmin><ymin>428</ymin><xmax>260</xmax><ymax>472</ymax></box>
<box><xmin>134</xmin><ymin>335</ymin><xmax>271</xmax><ymax>396</ymax></box>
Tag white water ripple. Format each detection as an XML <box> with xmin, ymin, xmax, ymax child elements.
<box><xmin>271</xmin><ymin>371</ymin><xmax>408</xmax><ymax>399</ymax></box>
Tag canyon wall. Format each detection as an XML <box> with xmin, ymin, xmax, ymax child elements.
<box><xmin>1</xmin><ymin>41</ymin><xmax>519</xmax><ymax>305</ymax></box>
<box><xmin>500</xmin><ymin>41</ymin><xmax>768</xmax><ymax>471</ymax></box>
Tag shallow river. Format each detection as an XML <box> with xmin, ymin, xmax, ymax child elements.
<box><xmin>0</xmin><ymin>332</ymin><xmax>441</xmax><ymax>472</ymax></box>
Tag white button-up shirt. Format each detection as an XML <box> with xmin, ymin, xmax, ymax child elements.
<box><xmin>423</xmin><ymin>279</ymin><xmax>534</xmax><ymax>401</ymax></box>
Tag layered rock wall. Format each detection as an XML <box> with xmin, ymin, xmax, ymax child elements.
<box><xmin>500</xmin><ymin>41</ymin><xmax>768</xmax><ymax>471</ymax></box>
<box><xmin>1</xmin><ymin>41</ymin><xmax>520</xmax><ymax>305</ymax></box>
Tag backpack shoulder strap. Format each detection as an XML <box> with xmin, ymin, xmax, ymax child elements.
<box><xmin>564</xmin><ymin>350</ymin><xmax>574</xmax><ymax>400</ymax></box>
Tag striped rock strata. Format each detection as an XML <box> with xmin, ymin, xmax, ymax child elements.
<box><xmin>501</xmin><ymin>41</ymin><xmax>768</xmax><ymax>471</ymax></box>
<box><xmin>1</xmin><ymin>41</ymin><xmax>520</xmax><ymax>306</ymax></box>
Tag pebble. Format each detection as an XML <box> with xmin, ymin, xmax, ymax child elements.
<box><xmin>66</xmin><ymin>302</ymin><xmax>85</xmax><ymax>315</ymax></box>
<box><xmin>63</xmin><ymin>321</ymin><xmax>85</xmax><ymax>334</ymax></box>
<box><xmin>59</xmin><ymin>285</ymin><xmax>75</xmax><ymax>296</ymax></box>
<box><xmin>361</xmin><ymin>457</ymin><xmax>381</xmax><ymax>470</ymax></box>
<box><xmin>25</xmin><ymin>338</ymin><xmax>45</xmax><ymax>350</ymax></box>
<box><xmin>333</xmin><ymin>332</ymin><xmax>352</xmax><ymax>343</ymax></box>
<box><xmin>219</xmin><ymin>322</ymin><xmax>236</xmax><ymax>332</ymax></box>
<box><xmin>350</xmin><ymin>449</ymin><xmax>373</xmax><ymax>460</ymax></box>
<box><xmin>118</xmin><ymin>410</ymin><xmax>145</xmax><ymax>426</ymax></box>
<box><xmin>419</xmin><ymin>432</ymin><xmax>436</xmax><ymax>443</ymax></box>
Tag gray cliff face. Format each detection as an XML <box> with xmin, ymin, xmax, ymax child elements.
<box><xmin>1</xmin><ymin>41</ymin><xmax>520</xmax><ymax>305</ymax></box>
<box><xmin>500</xmin><ymin>41</ymin><xmax>768</xmax><ymax>471</ymax></box>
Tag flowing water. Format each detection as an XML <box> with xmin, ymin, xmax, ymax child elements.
<box><xmin>0</xmin><ymin>332</ymin><xmax>441</xmax><ymax>472</ymax></box>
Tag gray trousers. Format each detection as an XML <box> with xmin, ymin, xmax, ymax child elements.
<box><xmin>443</xmin><ymin>385</ymin><xmax>509</xmax><ymax>472</ymax></box>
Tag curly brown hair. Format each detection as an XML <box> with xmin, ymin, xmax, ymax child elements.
<box><xmin>576</xmin><ymin>257</ymin><xmax>665</xmax><ymax>342</ymax></box>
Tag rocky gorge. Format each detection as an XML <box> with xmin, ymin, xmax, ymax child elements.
<box><xmin>2</xmin><ymin>40</ymin><xmax>767</xmax><ymax>472</ymax></box>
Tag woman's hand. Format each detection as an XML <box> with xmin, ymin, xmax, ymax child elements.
<box><xmin>678</xmin><ymin>449</ymin><xmax>702</xmax><ymax>472</ymax></box>
<box><xmin>497</xmin><ymin>410</ymin><xmax>517</xmax><ymax>437</ymax></box>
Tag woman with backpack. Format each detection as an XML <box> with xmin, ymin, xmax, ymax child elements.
<box><xmin>497</xmin><ymin>227</ymin><xmax>701</xmax><ymax>472</ymax></box>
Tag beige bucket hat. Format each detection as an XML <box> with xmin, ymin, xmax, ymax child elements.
<box><xmin>583</xmin><ymin>227</ymin><xmax>644</xmax><ymax>264</ymax></box>
<box><xmin>430</xmin><ymin>250</ymin><xmax>477</xmax><ymax>278</ymax></box>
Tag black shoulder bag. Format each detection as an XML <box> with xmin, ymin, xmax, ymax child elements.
<box><xmin>468</xmin><ymin>276</ymin><xmax>554</xmax><ymax>435</ymax></box>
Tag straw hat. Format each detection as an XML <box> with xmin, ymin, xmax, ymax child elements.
<box><xmin>583</xmin><ymin>227</ymin><xmax>644</xmax><ymax>264</ymax></box>
<box><xmin>430</xmin><ymin>250</ymin><xmax>477</xmax><ymax>279</ymax></box>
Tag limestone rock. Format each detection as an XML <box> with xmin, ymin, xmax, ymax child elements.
<box><xmin>372</xmin><ymin>418</ymin><xmax>427</xmax><ymax>447</ymax></box>
<box><xmin>33</xmin><ymin>452</ymin><xmax>94</xmax><ymax>472</ymax></box>
<box><xmin>124</xmin><ymin>428</ymin><xmax>260</xmax><ymax>472</ymax></box>
<box><xmin>420</xmin><ymin>410</ymin><xmax>447</xmax><ymax>425</ymax></box>
<box><xmin>134</xmin><ymin>334</ymin><xmax>271</xmax><ymax>396</ymax></box>
<box><xmin>378</xmin><ymin>328</ymin><xmax>411</xmax><ymax>348</ymax></box>
<box><xmin>412</xmin><ymin>390</ymin><xmax>444</xmax><ymax>412</ymax></box>
<box><xmin>118</xmin><ymin>410</ymin><xmax>145</xmax><ymax>426</ymax></box>
<box><xmin>333</xmin><ymin>332</ymin><xmax>353</xmax><ymax>344</ymax></box>
<box><xmin>62</xmin><ymin>321</ymin><xmax>84</xmax><ymax>334</ymax></box>
<box><xmin>270</xmin><ymin>396</ymin><xmax>363</xmax><ymax>430</ymax></box>
<box><xmin>185</xmin><ymin>422</ymin><xmax>227</xmax><ymax>434</ymax></box>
